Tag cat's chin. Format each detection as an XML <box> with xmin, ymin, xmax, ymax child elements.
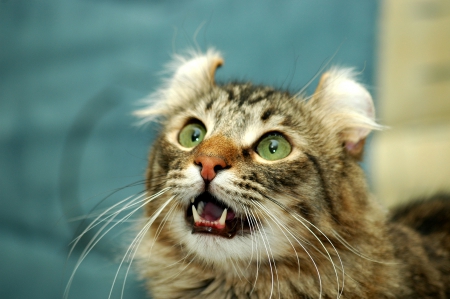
<box><xmin>182</xmin><ymin>231</ymin><xmax>259</xmax><ymax>265</ymax></box>
<box><xmin>180</xmin><ymin>216</ymin><xmax>291</xmax><ymax>266</ymax></box>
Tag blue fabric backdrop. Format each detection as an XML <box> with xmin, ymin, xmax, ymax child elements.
<box><xmin>0</xmin><ymin>1</ymin><xmax>378</xmax><ymax>298</ymax></box>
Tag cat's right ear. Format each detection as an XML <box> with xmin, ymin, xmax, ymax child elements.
<box><xmin>135</xmin><ymin>49</ymin><xmax>223</xmax><ymax>122</ymax></box>
<box><xmin>171</xmin><ymin>49</ymin><xmax>223</xmax><ymax>88</ymax></box>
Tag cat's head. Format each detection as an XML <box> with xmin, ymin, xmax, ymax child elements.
<box><xmin>136</xmin><ymin>49</ymin><xmax>381</xmax><ymax>267</ymax></box>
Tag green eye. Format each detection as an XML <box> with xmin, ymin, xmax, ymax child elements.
<box><xmin>256</xmin><ymin>134</ymin><xmax>291</xmax><ymax>161</ymax></box>
<box><xmin>178</xmin><ymin>123</ymin><xmax>207</xmax><ymax>148</ymax></box>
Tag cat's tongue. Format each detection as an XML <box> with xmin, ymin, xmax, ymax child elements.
<box><xmin>202</xmin><ymin>202</ymin><xmax>235</xmax><ymax>221</ymax></box>
<box><xmin>203</xmin><ymin>202</ymin><xmax>223</xmax><ymax>221</ymax></box>
<box><xmin>191</xmin><ymin>200</ymin><xmax>236</xmax><ymax>229</ymax></box>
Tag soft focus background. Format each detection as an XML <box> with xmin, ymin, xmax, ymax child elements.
<box><xmin>374</xmin><ymin>0</ymin><xmax>450</xmax><ymax>206</ymax></box>
<box><xmin>1</xmin><ymin>1</ymin><xmax>447</xmax><ymax>299</ymax></box>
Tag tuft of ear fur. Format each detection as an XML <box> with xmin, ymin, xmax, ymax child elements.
<box><xmin>135</xmin><ymin>49</ymin><xmax>223</xmax><ymax>123</ymax></box>
<box><xmin>308</xmin><ymin>68</ymin><xmax>383</xmax><ymax>157</ymax></box>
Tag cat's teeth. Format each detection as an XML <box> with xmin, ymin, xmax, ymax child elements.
<box><xmin>192</xmin><ymin>205</ymin><xmax>227</xmax><ymax>229</ymax></box>
<box><xmin>192</xmin><ymin>205</ymin><xmax>200</xmax><ymax>223</ymax></box>
<box><xmin>197</xmin><ymin>201</ymin><xmax>205</xmax><ymax>215</ymax></box>
<box><xmin>191</xmin><ymin>198</ymin><xmax>195</xmax><ymax>203</ymax></box>
<box><xmin>218</xmin><ymin>208</ymin><xmax>227</xmax><ymax>227</ymax></box>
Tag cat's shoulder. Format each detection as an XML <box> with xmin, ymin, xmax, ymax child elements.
<box><xmin>389</xmin><ymin>194</ymin><xmax>450</xmax><ymax>235</ymax></box>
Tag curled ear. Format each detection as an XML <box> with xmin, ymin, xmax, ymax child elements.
<box><xmin>171</xmin><ymin>50</ymin><xmax>223</xmax><ymax>88</ymax></box>
<box><xmin>308</xmin><ymin>68</ymin><xmax>382</xmax><ymax>158</ymax></box>
<box><xmin>135</xmin><ymin>49</ymin><xmax>223</xmax><ymax>122</ymax></box>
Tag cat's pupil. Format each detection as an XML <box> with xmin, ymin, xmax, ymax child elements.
<box><xmin>269</xmin><ymin>140</ymin><xmax>278</xmax><ymax>154</ymax></box>
<box><xmin>191</xmin><ymin>128</ymin><xmax>202</xmax><ymax>142</ymax></box>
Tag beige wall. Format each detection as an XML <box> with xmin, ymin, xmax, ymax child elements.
<box><xmin>372</xmin><ymin>0</ymin><xmax>450</xmax><ymax>206</ymax></box>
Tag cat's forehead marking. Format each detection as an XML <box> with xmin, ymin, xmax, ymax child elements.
<box><xmin>197</xmin><ymin>85</ymin><xmax>307</xmax><ymax>149</ymax></box>
<box><xmin>165</xmin><ymin>84</ymin><xmax>309</xmax><ymax>152</ymax></box>
<box><xmin>223</xmin><ymin>84</ymin><xmax>275</xmax><ymax>107</ymax></box>
<box><xmin>261</xmin><ymin>109</ymin><xmax>272</xmax><ymax>121</ymax></box>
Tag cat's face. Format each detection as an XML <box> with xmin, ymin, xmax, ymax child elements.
<box><xmin>138</xmin><ymin>50</ymin><xmax>380</xmax><ymax>269</ymax></box>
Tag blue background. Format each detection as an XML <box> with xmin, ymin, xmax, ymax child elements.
<box><xmin>0</xmin><ymin>1</ymin><xmax>379</xmax><ymax>298</ymax></box>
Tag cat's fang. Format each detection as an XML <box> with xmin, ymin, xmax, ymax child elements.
<box><xmin>218</xmin><ymin>208</ymin><xmax>227</xmax><ymax>227</ymax></box>
<box><xmin>192</xmin><ymin>205</ymin><xmax>201</xmax><ymax>223</ymax></box>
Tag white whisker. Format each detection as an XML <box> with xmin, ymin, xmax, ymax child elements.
<box><xmin>251</xmin><ymin>202</ymin><xmax>302</xmax><ymax>279</ymax></box>
<box><xmin>332</xmin><ymin>231</ymin><xmax>394</xmax><ymax>265</ymax></box>
<box><xmin>65</xmin><ymin>193</ymin><xmax>147</xmax><ymax>299</ymax></box>
<box><xmin>164</xmin><ymin>255</ymin><xmax>197</xmax><ymax>281</ymax></box>
<box><xmin>65</xmin><ymin>188</ymin><xmax>170</xmax><ymax>299</ymax></box>
<box><xmin>68</xmin><ymin>193</ymin><xmax>146</xmax><ymax>252</ymax></box>
<box><xmin>252</xmin><ymin>201</ymin><xmax>327</xmax><ymax>298</ymax></box>
<box><xmin>287</xmin><ymin>208</ymin><xmax>344</xmax><ymax>298</ymax></box>
<box><xmin>248</xmin><ymin>209</ymin><xmax>279</xmax><ymax>299</ymax></box>
<box><xmin>115</xmin><ymin>195</ymin><xmax>175</xmax><ymax>299</ymax></box>
<box><xmin>265</xmin><ymin>193</ymin><xmax>345</xmax><ymax>298</ymax></box>
<box><xmin>148</xmin><ymin>202</ymin><xmax>179</xmax><ymax>257</ymax></box>
<box><xmin>243</xmin><ymin>206</ymin><xmax>261</xmax><ymax>295</ymax></box>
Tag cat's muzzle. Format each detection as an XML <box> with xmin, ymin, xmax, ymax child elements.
<box><xmin>186</xmin><ymin>192</ymin><xmax>249</xmax><ymax>238</ymax></box>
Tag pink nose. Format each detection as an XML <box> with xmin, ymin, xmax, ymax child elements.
<box><xmin>194</xmin><ymin>156</ymin><xmax>228</xmax><ymax>182</ymax></box>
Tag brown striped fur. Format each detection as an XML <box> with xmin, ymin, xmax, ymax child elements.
<box><xmin>134</xmin><ymin>50</ymin><xmax>450</xmax><ymax>298</ymax></box>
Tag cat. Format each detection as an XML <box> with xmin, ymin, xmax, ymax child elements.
<box><xmin>126</xmin><ymin>49</ymin><xmax>450</xmax><ymax>299</ymax></box>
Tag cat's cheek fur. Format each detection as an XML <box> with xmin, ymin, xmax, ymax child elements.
<box><xmin>167</xmin><ymin>165</ymin><xmax>204</xmax><ymax>201</ymax></box>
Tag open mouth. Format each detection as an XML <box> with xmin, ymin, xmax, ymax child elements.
<box><xmin>186</xmin><ymin>192</ymin><xmax>249</xmax><ymax>238</ymax></box>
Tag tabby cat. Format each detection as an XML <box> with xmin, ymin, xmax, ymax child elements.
<box><xmin>131</xmin><ymin>49</ymin><xmax>450</xmax><ymax>299</ymax></box>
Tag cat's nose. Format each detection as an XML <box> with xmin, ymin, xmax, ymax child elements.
<box><xmin>194</xmin><ymin>156</ymin><xmax>228</xmax><ymax>182</ymax></box>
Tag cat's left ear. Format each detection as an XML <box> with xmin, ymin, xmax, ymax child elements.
<box><xmin>308</xmin><ymin>68</ymin><xmax>382</xmax><ymax>158</ymax></box>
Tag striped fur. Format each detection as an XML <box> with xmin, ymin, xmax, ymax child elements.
<box><xmin>133</xmin><ymin>50</ymin><xmax>450</xmax><ymax>299</ymax></box>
